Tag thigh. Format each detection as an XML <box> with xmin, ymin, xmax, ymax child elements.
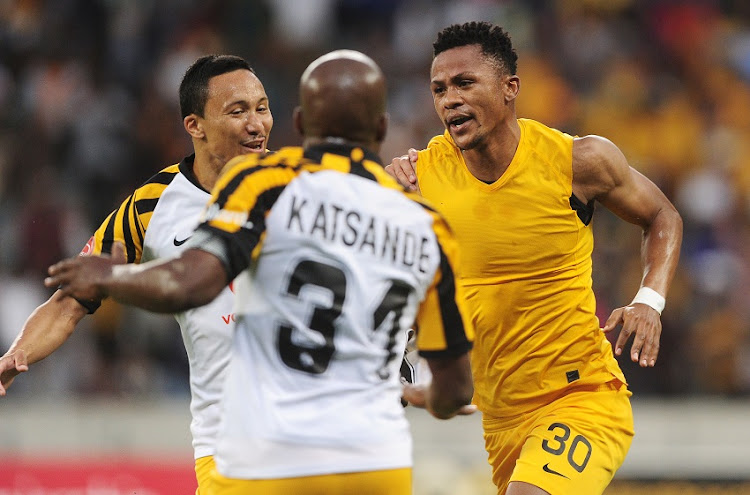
<box><xmin>195</xmin><ymin>455</ymin><xmax>215</xmax><ymax>495</ymax></box>
<box><xmin>510</xmin><ymin>384</ymin><xmax>634</xmax><ymax>495</ymax></box>
<box><xmin>208</xmin><ymin>467</ymin><xmax>412</xmax><ymax>495</ymax></box>
<box><xmin>483</xmin><ymin>414</ymin><xmax>526</xmax><ymax>494</ymax></box>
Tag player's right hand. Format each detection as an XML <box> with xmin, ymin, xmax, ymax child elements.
<box><xmin>0</xmin><ymin>349</ymin><xmax>28</xmax><ymax>396</ymax></box>
<box><xmin>44</xmin><ymin>242</ymin><xmax>127</xmax><ymax>301</ymax></box>
<box><xmin>385</xmin><ymin>148</ymin><xmax>420</xmax><ymax>193</ymax></box>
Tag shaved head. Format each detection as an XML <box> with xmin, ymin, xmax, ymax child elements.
<box><xmin>295</xmin><ymin>50</ymin><xmax>387</xmax><ymax>149</ymax></box>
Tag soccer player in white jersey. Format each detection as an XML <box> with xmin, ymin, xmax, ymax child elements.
<box><xmin>45</xmin><ymin>49</ymin><xmax>475</xmax><ymax>495</ymax></box>
<box><xmin>0</xmin><ymin>54</ymin><xmax>272</xmax><ymax>493</ymax></box>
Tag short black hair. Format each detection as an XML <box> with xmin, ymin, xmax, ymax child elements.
<box><xmin>433</xmin><ymin>21</ymin><xmax>518</xmax><ymax>75</ymax></box>
<box><xmin>179</xmin><ymin>54</ymin><xmax>255</xmax><ymax>119</ymax></box>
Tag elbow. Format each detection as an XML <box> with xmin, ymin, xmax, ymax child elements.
<box><xmin>662</xmin><ymin>202</ymin><xmax>683</xmax><ymax>233</ymax></box>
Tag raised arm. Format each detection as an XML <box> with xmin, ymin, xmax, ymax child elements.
<box><xmin>0</xmin><ymin>291</ymin><xmax>89</xmax><ymax>396</ymax></box>
<box><xmin>45</xmin><ymin>243</ymin><xmax>229</xmax><ymax>314</ymax></box>
<box><xmin>572</xmin><ymin>135</ymin><xmax>683</xmax><ymax>367</ymax></box>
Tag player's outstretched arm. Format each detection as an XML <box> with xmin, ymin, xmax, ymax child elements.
<box><xmin>45</xmin><ymin>243</ymin><xmax>228</xmax><ymax>314</ymax></box>
<box><xmin>0</xmin><ymin>290</ymin><xmax>89</xmax><ymax>396</ymax></box>
<box><xmin>402</xmin><ymin>353</ymin><xmax>475</xmax><ymax>419</ymax></box>
<box><xmin>573</xmin><ymin>135</ymin><xmax>683</xmax><ymax>368</ymax></box>
<box><xmin>385</xmin><ymin>148</ymin><xmax>420</xmax><ymax>192</ymax></box>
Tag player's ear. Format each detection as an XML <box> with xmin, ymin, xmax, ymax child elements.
<box><xmin>184</xmin><ymin>114</ymin><xmax>204</xmax><ymax>139</ymax></box>
<box><xmin>292</xmin><ymin>106</ymin><xmax>304</xmax><ymax>137</ymax></box>
<box><xmin>503</xmin><ymin>75</ymin><xmax>520</xmax><ymax>103</ymax></box>
<box><xmin>375</xmin><ymin>112</ymin><xmax>388</xmax><ymax>143</ymax></box>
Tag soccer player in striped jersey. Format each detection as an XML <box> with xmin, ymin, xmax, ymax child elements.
<box><xmin>45</xmin><ymin>49</ymin><xmax>475</xmax><ymax>495</ymax></box>
<box><xmin>0</xmin><ymin>54</ymin><xmax>272</xmax><ymax>493</ymax></box>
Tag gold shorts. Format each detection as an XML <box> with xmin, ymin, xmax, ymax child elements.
<box><xmin>207</xmin><ymin>466</ymin><xmax>412</xmax><ymax>495</ymax></box>
<box><xmin>195</xmin><ymin>455</ymin><xmax>216</xmax><ymax>495</ymax></box>
<box><xmin>483</xmin><ymin>381</ymin><xmax>634</xmax><ymax>495</ymax></box>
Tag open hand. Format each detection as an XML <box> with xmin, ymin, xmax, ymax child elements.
<box><xmin>602</xmin><ymin>303</ymin><xmax>662</xmax><ymax>367</ymax></box>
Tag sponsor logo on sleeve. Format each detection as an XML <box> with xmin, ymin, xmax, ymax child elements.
<box><xmin>79</xmin><ymin>236</ymin><xmax>96</xmax><ymax>256</ymax></box>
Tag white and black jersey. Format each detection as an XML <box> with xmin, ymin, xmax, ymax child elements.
<box><xmin>188</xmin><ymin>144</ymin><xmax>473</xmax><ymax>479</ymax></box>
<box><xmin>84</xmin><ymin>155</ymin><xmax>234</xmax><ymax>460</ymax></box>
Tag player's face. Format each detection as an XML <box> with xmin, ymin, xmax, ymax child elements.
<box><xmin>430</xmin><ymin>44</ymin><xmax>512</xmax><ymax>151</ymax></box>
<box><xmin>200</xmin><ymin>69</ymin><xmax>273</xmax><ymax>167</ymax></box>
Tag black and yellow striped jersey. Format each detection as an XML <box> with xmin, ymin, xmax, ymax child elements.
<box><xmin>189</xmin><ymin>143</ymin><xmax>474</xmax><ymax>478</ymax></box>
<box><xmin>83</xmin><ymin>154</ymin><xmax>235</xmax><ymax>460</ymax></box>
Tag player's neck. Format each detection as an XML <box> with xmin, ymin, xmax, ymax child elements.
<box><xmin>192</xmin><ymin>155</ymin><xmax>222</xmax><ymax>192</ymax></box>
<box><xmin>461</xmin><ymin>118</ymin><xmax>520</xmax><ymax>183</ymax></box>
<box><xmin>303</xmin><ymin>136</ymin><xmax>380</xmax><ymax>155</ymax></box>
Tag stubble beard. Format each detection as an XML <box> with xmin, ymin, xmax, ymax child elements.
<box><xmin>452</xmin><ymin>128</ymin><xmax>484</xmax><ymax>152</ymax></box>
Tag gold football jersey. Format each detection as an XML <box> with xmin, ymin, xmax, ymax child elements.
<box><xmin>417</xmin><ymin>118</ymin><xmax>626</xmax><ymax>417</ymax></box>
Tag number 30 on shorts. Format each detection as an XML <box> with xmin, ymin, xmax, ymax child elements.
<box><xmin>541</xmin><ymin>423</ymin><xmax>592</xmax><ymax>473</ymax></box>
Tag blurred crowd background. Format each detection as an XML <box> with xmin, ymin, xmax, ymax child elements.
<box><xmin>1</xmin><ymin>0</ymin><xmax>749</xmax><ymax>399</ymax></box>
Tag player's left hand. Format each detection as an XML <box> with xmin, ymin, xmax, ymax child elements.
<box><xmin>44</xmin><ymin>242</ymin><xmax>127</xmax><ymax>301</ymax></box>
<box><xmin>602</xmin><ymin>303</ymin><xmax>662</xmax><ymax>367</ymax></box>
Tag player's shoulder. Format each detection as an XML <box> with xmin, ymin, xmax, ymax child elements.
<box><xmin>220</xmin><ymin>147</ymin><xmax>305</xmax><ymax>180</ymax></box>
<box><xmin>140</xmin><ymin>162</ymin><xmax>181</xmax><ymax>187</ymax></box>
<box><xmin>419</xmin><ymin>131</ymin><xmax>460</xmax><ymax>166</ymax></box>
<box><xmin>127</xmin><ymin>162</ymin><xmax>183</xmax><ymax>205</ymax></box>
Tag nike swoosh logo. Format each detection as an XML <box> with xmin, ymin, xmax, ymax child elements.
<box><xmin>173</xmin><ymin>236</ymin><xmax>192</xmax><ymax>246</ymax></box>
<box><xmin>542</xmin><ymin>463</ymin><xmax>569</xmax><ymax>479</ymax></box>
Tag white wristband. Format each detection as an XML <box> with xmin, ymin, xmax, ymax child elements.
<box><xmin>631</xmin><ymin>287</ymin><xmax>665</xmax><ymax>315</ymax></box>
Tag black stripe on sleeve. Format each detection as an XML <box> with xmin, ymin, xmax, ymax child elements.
<box><xmin>132</xmin><ymin>201</ymin><xmax>145</xmax><ymax>247</ymax></box>
<box><xmin>143</xmin><ymin>170</ymin><xmax>178</xmax><ymax>187</ymax></box>
<box><xmin>214</xmin><ymin>162</ymin><xmax>290</xmax><ymax>208</ymax></box>
<box><xmin>420</xmin><ymin>243</ymin><xmax>473</xmax><ymax>359</ymax></box>
<box><xmin>134</xmin><ymin>198</ymin><xmax>159</xmax><ymax>214</ymax></box>
<box><xmin>100</xmin><ymin>210</ymin><xmax>118</xmax><ymax>255</ymax></box>
<box><xmin>122</xmin><ymin>195</ymin><xmax>136</xmax><ymax>263</ymax></box>
<box><xmin>198</xmin><ymin>183</ymin><xmax>288</xmax><ymax>280</ymax></box>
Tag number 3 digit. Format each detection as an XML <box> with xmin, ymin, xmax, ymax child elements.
<box><xmin>541</xmin><ymin>422</ymin><xmax>593</xmax><ymax>472</ymax></box>
<box><xmin>278</xmin><ymin>260</ymin><xmax>345</xmax><ymax>374</ymax></box>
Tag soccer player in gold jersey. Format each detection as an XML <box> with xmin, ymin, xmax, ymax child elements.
<box><xmin>386</xmin><ymin>21</ymin><xmax>683</xmax><ymax>495</ymax></box>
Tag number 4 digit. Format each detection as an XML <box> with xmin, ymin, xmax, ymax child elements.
<box><xmin>372</xmin><ymin>280</ymin><xmax>412</xmax><ymax>379</ymax></box>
